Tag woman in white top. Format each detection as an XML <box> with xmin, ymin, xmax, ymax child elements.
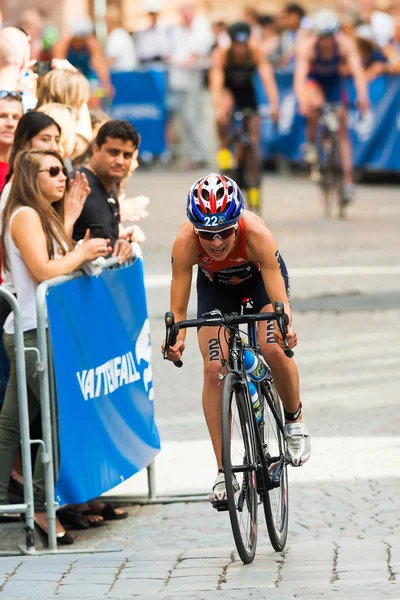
<box><xmin>0</xmin><ymin>149</ymin><xmax>110</xmax><ymax>544</ymax></box>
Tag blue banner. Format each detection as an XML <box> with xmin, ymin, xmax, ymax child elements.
<box><xmin>256</xmin><ymin>73</ymin><xmax>400</xmax><ymax>171</ymax></box>
<box><xmin>46</xmin><ymin>258</ymin><xmax>160</xmax><ymax>506</ymax></box>
<box><xmin>111</xmin><ymin>69</ymin><xmax>167</xmax><ymax>156</ymax></box>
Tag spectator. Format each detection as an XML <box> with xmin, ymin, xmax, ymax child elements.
<box><xmin>0</xmin><ymin>27</ymin><xmax>37</xmax><ymax>113</ymax></box>
<box><xmin>355</xmin><ymin>24</ymin><xmax>390</xmax><ymax>80</ymax></box>
<box><xmin>0</xmin><ymin>112</ymin><xmax>89</xmax><ymax>499</ymax></box>
<box><xmin>242</xmin><ymin>6</ymin><xmax>263</xmax><ymax>40</ymax></box>
<box><xmin>211</xmin><ymin>21</ymin><xmax>231</xmax><ymax>50</ymax></box>
<box><xmin>0</xmin><ymin>27</ymin><xmax>31</xmax><ymax>93</ymax></box>
<box><xmin>104</xmin><ymin>6</ymin><xmax>138</xmax><ymax>73</ymax></box>
<box><xmin>383</xmin><ymin>5</ymin><xmax>400</xmax><ymax>71</ymax></box>
<box><xmin>357</xmin><ymin>0</ymin><xmax>395</xmax><ymax>47</ymax></box>
<box><xmin>20</xmin><ymin>9</ymin><xmax>44</xmax><ymax>62</ymax></box>
<box><xmin>279</xmin><ymin>3</ymin><xmax>307</xmax><ymax>67</ymax></box>
<box><xmin>36</xmin><ymin>103</ymin><xmax>77</xmax><ymax>168</ymax></box>
<box><xmin>36</xmin><ymin>67</ymin><xmax>92</xmax><ymax>146</ymax></box>
<box><xmin>52</xmin><ymin>18</ymin><xmax>112</xmax><ymax>98</ymax></box>
<box><xmin>135</xmin><ymin>0</ymin><xmax>171</xmax><ymax>65</ymax></box>
<box><xmin>0</xmin><ymin>92</ymin><xmax>23</xmax><ymax>192</ymax></box>
<box><xmin>0</xmin><ymin>148</ymin><xmax>107</xmax><ymax>537</ymax></box>
<box><xmin>72</xmin><ymin>120</ymin><xmax>139</xmax><ymax>260</ymax></box>
<box><xmin>168</xmin><ymin>4</ymin><xmax>214</xmax><ymax>169</ymax></box>
<box><xmin>258</xmin><ymin>15</ymin><xmax>282</xmax><ymax>67</ymax></box>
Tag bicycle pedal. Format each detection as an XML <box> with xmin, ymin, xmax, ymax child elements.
<box><xmin>213</xmin><ymin>500</ymin><xmax>229</xmax><ymax>512</ymax></box>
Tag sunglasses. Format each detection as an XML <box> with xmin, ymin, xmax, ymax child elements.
<box><xmin>0</xmin><ymin>90</ymin><xmax>23</xmax><ymax>102</ymax></box>
<box><xmin>38</xmin><ymin>166</ymin><xmax>69</xmax><ymax>178</ymax></box>
<box><xmin>194</xmin><ymin>223</ymin><xmax>238</xmax><ymax>241</ymax></box>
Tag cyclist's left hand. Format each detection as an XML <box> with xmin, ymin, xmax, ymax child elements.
<box><xmin>274</xmin><ymin>326</ymin><xmax>298</xmax><ymax>350</ymax></box>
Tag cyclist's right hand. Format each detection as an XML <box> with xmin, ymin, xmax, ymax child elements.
<box><xmin>161</xmin><ymin>339</ymin><xmax>185</xmax><ymax>362</ymax></box>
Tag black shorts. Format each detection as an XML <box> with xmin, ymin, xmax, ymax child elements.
<box><xmin>226</xmin><ymin>84</ymin><xmax>258</xmax><ymax>112</ymax></box>
<box><xmin>196</xmin><ymin>258</ymin><xmax>291</xmax><ymax>318</ymax></box>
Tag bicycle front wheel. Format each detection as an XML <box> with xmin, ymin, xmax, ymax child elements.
<box><xmin>222</xmin><ymin>373</ymin><xmax>258</xmax><ymax>564</ymax></box>
<box><xmin>259</xmin><ymin>379</ymin><xmax>289</xmax><ymax>551</ymax></box>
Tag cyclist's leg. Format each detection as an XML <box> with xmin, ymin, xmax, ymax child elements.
<box><xmin>196</xmin><ymin>270</ymin><xmax>241</xmax><ymax>472</ymax></box>
<box><xmin>338</xmin><ymin>108</ymin><xmax>352</xmax><ymax>183</ymax></box>
<box><xmin>247</xmin><ymin>112</ymin><xmax>262</xmax><ymax>188</ymax></box>
<box><xmin>302</xmin><ymin>79</ymin><xmax>325</xmax><ymax>154</ymax></box>
<box><xmin>252</xmin><ymin>267</ymin><xmax>310</xmax><ymax>466</ymax></box>
<box><xmin>337</xmin><ymin>106</ymin><xmax>354</xmax><ymax>204</ymax></box>
<box><xmin>198</xmin><ymin>325</ymin><xmax>229</xmax><ymax>472</ymax></box>
<box><xmin>216</xmin><ymin>89</ymin><xmax>234</xmax><ymax>146</ymax></box>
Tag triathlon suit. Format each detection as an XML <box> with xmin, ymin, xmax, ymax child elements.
<box><xmin>196</xmin><ymin>218</ymin><xmax>290</xmax><ymax>318</ymax></box>
<box><xmin>308</xmin><ymin>38</ymin><xmax>345</xmax><ymax>103</ymax></box>
<box><xmin>224</xmin><ymin>48</ymin><xmax>258</xmax><ymax>111</ymax></box>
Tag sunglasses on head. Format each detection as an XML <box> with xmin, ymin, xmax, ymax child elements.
<box><xmin>38</xmin><ymin>165</ymin><xmax>69</xmax><ymax>178</ymax></box>
<box><xmin>194</xmin><ymin>223</ymin><xmax>238</xmax><ymax>241</ymax></box>
<box><xmin>0</xmin><ymin>90</ymin><xmax>23</xmax><ymax>102</ymax></box>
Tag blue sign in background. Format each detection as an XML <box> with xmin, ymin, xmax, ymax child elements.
<box><xmin>111</xmin><ymin>70</ymin><xmax>167</xmax><ymax>156</ymax></box>
<box><xmin>47</xmin><ymin>258</ymin><xmax>160</xmax><ymax>506</ymax></box>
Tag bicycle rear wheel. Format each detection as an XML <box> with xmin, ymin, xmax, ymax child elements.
<box><xmin>259</xmin><ymin>379</ymin><xmax>289</xmax><ymax>551</ymax></box>
<box><xmin>242</xmin><ymin>143</ymin><xmax>262</xmax><ymax>214</ymax></box>
<box><xmin>222</xmin><ymin>372</ymin><xmax>258</xmax><ymax>564</ymax></box>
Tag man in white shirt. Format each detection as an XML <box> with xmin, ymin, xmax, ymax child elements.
<box><xmin>135</xmin><ymin>1</ymin><xmax>171</xmax><ymax>65</ymax></box>
<box><xmin>168</xmin><ymin>4</ymin><xmax>214</xmax><ymax>168</ymax></box>
<box><xmin>104</xmin><ymin>7</ymin><xmax>138</xmax><ymax>73</ymax></box>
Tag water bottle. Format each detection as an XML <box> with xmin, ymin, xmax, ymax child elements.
<box><xmin>243</xmin><ymin>348</ymin><xmax>267</xmax><ymax>382</ymax></box>
<box><xmin>248</xmin><ymin>381</ymin><xmax>262</xmax><ymax>424</ymax></box>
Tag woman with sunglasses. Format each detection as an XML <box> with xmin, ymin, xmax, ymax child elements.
<box><xmin>163</xmin><ymin>172</ymin><xmax>311</xmax><ymax>508</ymax></box>
<box><xmin>0</xmin><ymin>149</ymin><xmax>110</xmax><ymax>543</ymax></box>
<box><xmin>0</xmin><ymin>112</ymin><xmax>90</xmax><ymax>409</ymax></box>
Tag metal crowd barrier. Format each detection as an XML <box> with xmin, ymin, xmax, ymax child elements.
<box><xmin>0</xmin><ymin>243</ymin><xmax>157</xmax><ymax>555</ymax></box>
<box><xmin>0</xmin><ymin>289</ymin><xmax>35</xmax><ymax>555</ymax></box>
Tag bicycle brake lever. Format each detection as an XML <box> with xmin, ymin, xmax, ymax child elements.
<box><xmin>275</xmin><ymin>302</ymin><xmax>294</xmax><ymax>359</ymax></box>
<box><xmin>164</xmin><ymin>312</ymin><xmax>183</xmax><ymax>368</ymax></box>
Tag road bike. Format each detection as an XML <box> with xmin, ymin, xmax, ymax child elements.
<box><xmin>221</xmin><ymin>109</ymin><xmax>262</xmax><ymax>214</ymax></box>
<box><xmin>314</xmin><ymin>103</ymin><xmax>347</xmax><ymax>219</ymax></box>
<box><xmin>163</xmin><ymin>300</ymin><xmax>293</xmax><ymax>564</ymax></box>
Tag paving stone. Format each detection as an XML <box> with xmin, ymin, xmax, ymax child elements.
<box><xmin>163</xmin><ymin>576</ymin><xmax>219</xmax><ymax>592</ymax></box>
<box><xmin>1</xmin><ymin>580</ymin><xmax>57</xmax><ymax>597</ymax></box>
<box><xmin>56</xmin><ymin>583</ymin><xmax>110</xmax><ymax>597</ymax></box>
<box><xmin>110</xmin><ymin>578</ymin><xmax>165</xmax><ymax>595</ymax></box>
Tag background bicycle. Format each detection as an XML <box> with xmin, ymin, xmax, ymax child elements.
<box><xmin>219</xmin><ymin>109</ymin><xmax>263</xmax><ymax>214</ymax></box>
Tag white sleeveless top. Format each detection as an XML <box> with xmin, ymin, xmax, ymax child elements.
<box><xmin>3</xmin><ymin>207</ymin><xmax>65</xmax><ymax>335</ymax></box>
<box><xmin>0</xmin><ymin>182</ymin><xmax>16</xmax><ymax>293</ymax></box>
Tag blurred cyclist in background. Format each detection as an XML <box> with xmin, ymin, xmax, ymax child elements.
<box><xmin>294</xmin><ymin>9</ymin><xmax>368</xmax><ymax>205</ymax></box>
<box><xmin>209</xmin><ymin>21</ymin><xmax>279</xmax><ymax>208</ymax></box>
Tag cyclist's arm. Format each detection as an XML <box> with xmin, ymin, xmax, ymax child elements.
<box><xmin>209</xmin><ymin>48</ymin><xmax>226</xmax><ymax>111</ymax></box>
<box><xmin>246</xmin><ymin>216</ymin><xmax>292</xmax><ymax>324</ymax></box>
<box><xmin>340</xmin><ymin>34</ymin><xmax>369</xmax><ymax>110</ymax></box>
<box><xmin>254</xmin><ymin>49</ymin><xmax>279</xmax><ymax>116</ymax></box>
<box><xmin>294</xmin><ymin>49</ymin><xmax>311</xmax><ymax>109</ymax></box>
<box><xmin>170</xmin><ymin>230</ymin><xmax>196</xmax><ymax>343</ymax></box>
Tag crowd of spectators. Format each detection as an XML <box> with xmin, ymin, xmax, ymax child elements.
<box><xmin>0</xmin><ymin>16</ymin><xmax>150</xmax><ymax>544</ymax></box>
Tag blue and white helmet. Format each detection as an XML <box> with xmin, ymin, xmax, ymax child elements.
<box><xmin>311</xmin><ymin>10</ymin><xmax>340</xmax><ymax>36</ymax></box>
<box><xmin>186</xmin><ymin>173</ymin><xmax>244</xmax><ymax>228</ymax></box>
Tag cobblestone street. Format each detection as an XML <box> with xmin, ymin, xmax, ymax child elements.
<box><xmin>0</xmin><ymin>171</ymin><xmax>399</xmax><ymax>598</ymax></box>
